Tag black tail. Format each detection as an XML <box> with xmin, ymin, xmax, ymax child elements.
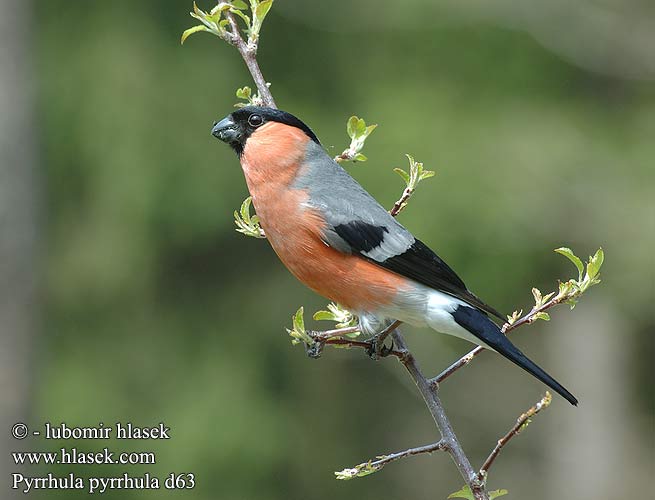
<box><xmin>452</xmin><ymin>306</ymin><xmax>578</xmax><ymax>406</ymax></box>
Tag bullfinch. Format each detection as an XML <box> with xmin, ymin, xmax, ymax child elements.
<box><xmin>211</xmin><ymin>106</ymin><xmax>578</xmax><ymax>406</ymax></box>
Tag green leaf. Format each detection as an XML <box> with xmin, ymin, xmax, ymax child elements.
<box><xmin>313</xmin><ymin>310</ymin><xmax>335</xmax><ymax>321</ymax></box>
<box><xmin>448</xmin><ymin>486</ymin><xmax>508</xmax><ymax>500</ymax></box>
<box><xmin>316</xmin><ymin>302</ymin><xmax>359</xmax><ymax>330</ymax></box>
<box><xmin>255</xmin><ymin>0</ymin><xmax>273</xmax><ymax>22</ymax></box>
<box><xmin>181</xmin><ymin>24</ymin><xmax>209</xmax><ymax>44</ymax></box>
<box><xmin>236</xmin><ymin>86</ymin><xmax>252</xmax><ymax>99</ymax></box>
<box><xmin>240</xmin><ymin>196</ymin><xmax>253</xmax><ymax>221</ymax></box>
<box><xmin>335</xmin><ymin>461</ymin><xmax>382</xmax><ymax>480</ymax></box>
<box><xmin>234</xmin><ymin>196</ymin><xmax>265</xmax><ymax>238</ymax></box>
<box><xmin>355</xmin><ymin>117</ymin><xmax>366</xmax><ymax>136</ymax></box>
<box><xmin>286</xmin><ymin>307</ymin><xmax>314</xmax><ymax>345</ymax></box>
<box><xmin>404</xmin><ymin>154</ymin><xmax>421</xmax><ymax>188</ymax></box>
<box><xmin>534</xmin><ymin>312</ymin><xmax>550</xmax><ymax>321</ymax></box>
<box><xmin>393</xmin><ymin>167</ymin><xmax>410</xmax><ymax>185</ymax></box>
<box><xmin>206</xmin><ymin>10</ymin><xmax>223</xmax><ymax>24</ymax></box>
<box><xmin>346</xmin><ymin>116</ymin><xmax>359</xmax><ymax>139</ymax></box>
<box><xmin>419</xmin><ymin>169</ymin><xmax>436</xmax><ymax>180</ymax></box>
<box><xmin>558</xmin><ymin>280</ymin><xmax>574</xmax><ymax>296</ymax></box>
<box><xmin>340</xmin><ymin>116</ymin><xmax>376</xmax><ymax>163</ymax></box>
<box><xmin>230</xmin><ymin>8</ymin><xmax>251</xmax><ymax>26</ymax></box>
<box><xmin>586</xmin><ymin>247</ymin><xmax>604</xmax><ymax>280</ymax></box>
<box><xmin>555</xmin><ymin>247</ymin><xmax>584</xmax><ymax>281</ymax></box>
<box><xmin>231</xmin><ymin>0</ymin><xmax>248</xmax><ymax>9</ymax></box>
<box><xmin>293</xmin><ymin>307</ymin><xmax>305</xmax><ymax>333</ymax></box>
<box><xmin>210</xmin><ymin>2</ymin><xmax>232</xmax><ymax>14</ymax></box>
<box><xmin>448</xmin><ymin>485</ymin><xmax>475</xmax><ymax>500</ymax></box>
<box><xmin>188</xmin><ymin>2</ymin><xmax>228</xmax><ymax>38</ymax></box>
<box><xmin>506</xmin><ymin>309</ymin><xmax>522</xmax><ymax>325</ymax></box>
<box><xmin>346</xmin><ymin>116</ymin><xmax>367</xmax><ymax>138</ymax></box>
<box><xmin>532</xmin><ymin>287</ymin><xmax>543</xmax><ymax>305</ymax></box>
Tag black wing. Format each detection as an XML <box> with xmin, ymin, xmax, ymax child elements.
<box><xmin>332</xmin><ymin>221</ymin><xmax>504</xmax><ymax>320</ymax></box>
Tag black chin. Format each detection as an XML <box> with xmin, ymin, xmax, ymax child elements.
<box><xmin>231</xmin><ymin>142</ymin><xmax>244</xmax><ymax>157</ymax></box>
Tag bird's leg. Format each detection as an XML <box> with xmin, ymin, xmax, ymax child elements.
<box><xmin>367</xmin><ymin>320</ymin><xmax>403</xmax><ymax>360</ymax></box>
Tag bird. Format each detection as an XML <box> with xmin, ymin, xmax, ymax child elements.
<box><xmin>211</xmin><ymin>106</ymin><xmax>578</xmax><ymax>406</ymax></box>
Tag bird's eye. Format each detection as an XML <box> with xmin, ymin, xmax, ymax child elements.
<box><xmin>248</xmin><ymin>114</ymin><xmax>263</xmax><ymax>127</ymax></box>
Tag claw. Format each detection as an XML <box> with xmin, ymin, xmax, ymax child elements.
<box><xmin>366</xmin><ymin>340</ymin><xmax>379</xmax><ymax>360</ymax></box>
<box><xmin>365</xmin><ymin>320</ymin><xmax>401</xmax><ymax>360</ymax></box>
<box><xmin>366</xmin><ymin>337</ymin><xmax>394</xmax><ymax>359</ymax></box>
<box><xmin>380</xmin><ymin>338</ymin><xmax>395</xmax><ymax>357</ymax></box>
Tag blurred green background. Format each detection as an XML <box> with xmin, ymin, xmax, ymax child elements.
<box><xmin>2</xmin><ymin>0</ymin><xmax>653</xmax><ymax>499</ymax></box>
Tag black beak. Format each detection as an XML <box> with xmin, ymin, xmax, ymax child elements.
<box><xmin>211</xmin><ymin>116</ymin><xmax>239</xmax><ymax>143</ymax></box>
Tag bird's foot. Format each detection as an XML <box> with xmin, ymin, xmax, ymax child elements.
<box><xmin>305</xmin><ymin>341</ymin><xmax>323</xmax><ymax>359</ymax></box>
<box><xmin>366</xmin><ymin>320</ymin><xmax>402</xmax><ymax>359</ymax></box>
<box><xmin>366</xmin><ymin>337</ymin><xmax>395</xmax><ymax>360</ymax></box>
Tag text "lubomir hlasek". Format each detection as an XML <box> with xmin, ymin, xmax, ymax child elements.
<box><xmin>44</xmin><ymin>422</ymin><xmax>170</xmax><ymax>440</ymax></box>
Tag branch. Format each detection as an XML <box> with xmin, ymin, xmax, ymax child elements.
<box><xmin>389</xmin><ymin>184</ymin><xmax>414</xmax><ymax>217</ymax></box>
<box><xmin>309</xmin><ymin>324</ymin><xmax>360</xmax><ymax>342</ymax></box>
<box><xmin>390</xmin><ymin>155</ymin><xmax>435</xmax><ymax>217</ymax></box>
<box><xmin>391</xmin><ymin>331</ymin><xmax>488</xmax><ymax>500</ymax></box>
<box><xmin>431</xmin><ymin>248</ymin><xmax>604</xmax><ymax>386</ymax></box>
<box><xmin>334</xmin><ymin>116</ymin><xmax>377</xmax><ymax>163</ymax></box>
<box><xmin>182</xmin><ymin>2</ymin><xmax>276</xmax><ymax>108</ymax></box>
<box><xmin>223</xmin><ymin>10</ymin><xmax>276</xmax><ymax>108</ymax></box>
<box><xmin>297</xmin><ymin>320</ymin><xmax>406</xmax><ymax>360</ymax></box>
<box><xmin>318</xmin><ymin>337</ymin><xmax>404</xmax><ymax>359</ymax></box>
<box><xmin>291</xmin><ymin>319</ymin><xmax>486</xmax><ymax>497</ymax></box>
<box><xmin>335</xmin><ymin>440</ymin><xmax>446</xmax><ymax>479</ymax></box>
<box><xmin>479</xmin><ymin>392</ymin><xmax>552</xmax><ymax>480</ymax></box>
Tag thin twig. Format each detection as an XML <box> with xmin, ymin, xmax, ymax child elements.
<box><xmin>224</xmin><ymin>10</ymin><xmax>276</xmax><ymax>108</ymax></box>
<box><xmin>334</xmin><ymin>152</ymin><xmax>352</xmax><ymax>162</ymax></box>
<box><xmin>370</xmin><ymin>440</ymin><xmax>447</xmax><ymax>466</ymax></box>
<box><xmin>430</xmin><ymin>292</ymin><xmax>571</xmax><ymax>386</ymax></box>
<box><xmin>478</xmin><ymin>392</ymin><xmax>552</xmax><ymax>480</ymax></box>
<box><xmin>306</xmin><ymin>329</ymin><xmax>405</xmax><ymax>359</ymax></box>
<box><xmin>389</xmin><ymin>186</ymin><xmax>414</xmax><ymax>217</ymax></box>
<box><xmin>336</xmin><ymin>440</ymin><xmax>446</xmax><ymax>479</ymax></box>
<box><xmin>307</xmin><ymin>324</ymin><xmax>487</xmax><ymax>497</ymax></box>
<box><xmin>309</xmin><ymin>325</ymin><xmax>360</xmax><ymax>342</ymax></box>
<box><xmin>391</xmin><ymin>330</ymin><xmax>488</xmax><ymax>500</ymax></box>
<box><xmin>323</xmin><ymin>337</ymin><xmax>403</xmax><ymax>357</ymax></box>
